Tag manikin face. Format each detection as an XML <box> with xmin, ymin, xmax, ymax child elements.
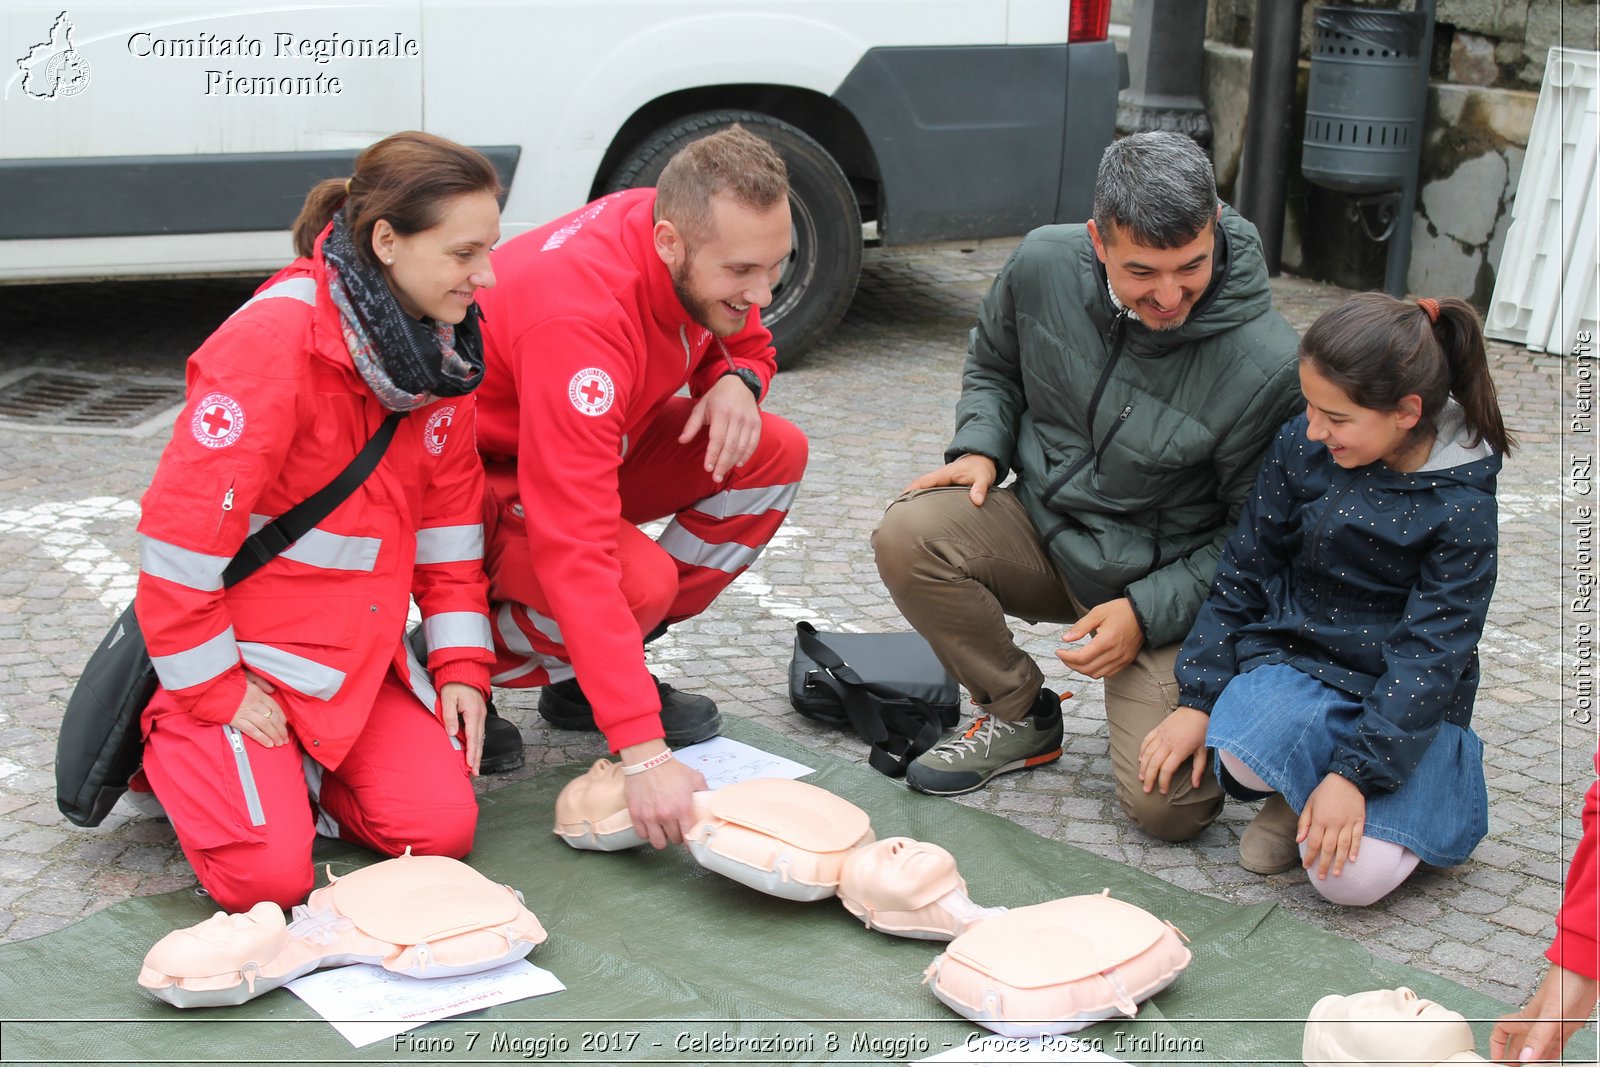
<box><xmin>554</xmin><ymin>759</ymin><xmax>628</xmax><ymax>826</ymax></box>
<box><xmin>655</xmin><ymin>192</ymin><xmax>793</xmax><ymax>338</ymax></box>
<box><xmin>1300</xmin><ymin>362</ymin><xmax>1424</xmax><ymax>471</ymax></box>
<box><xmin>839</xmin><ymin>837</ymin><xmax>962</xmax><ymax>911</ymax></box>
<box><xmin>1304</xmin><ymin>987</ymin><xmax>1475</xmax><ymax>1067</ymax></box>
<box><xmin>372</xmin><ymin>190</ymin><xmax>500</xmax><ymax>325</ymax></box>
<box><xmin>1087</xmin><ymin>215</ymin><xmax>1216</xmax><ymax>331</ymax></box>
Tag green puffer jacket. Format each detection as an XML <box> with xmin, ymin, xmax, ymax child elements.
<box><xmin>947</xmin><ymin>208</ymin><xmax>1303</xmax><ymax>647</ymax></box>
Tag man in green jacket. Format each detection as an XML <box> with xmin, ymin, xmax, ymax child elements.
<box><xmin>874</xmin><ymin>131</ymin><xmax>1302</xmax><ymax>842</ymax></box>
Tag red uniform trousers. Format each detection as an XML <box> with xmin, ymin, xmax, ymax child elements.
<box><xmin>486</xmin><ymin>399</ymin><xmax>807</xmax><ymax>687</ymax></box>
<box><xmin>142</xmin><ymin>671</ymin><xmax>477</xmax><ymax>912</ymax></box>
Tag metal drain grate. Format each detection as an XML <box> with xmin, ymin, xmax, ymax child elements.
<box><xmin>0</xmin><ymin>369</ymin><xmax>186</xmax><ymax>434</ymax></box>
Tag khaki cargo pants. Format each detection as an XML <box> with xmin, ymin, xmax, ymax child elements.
<box><xmin>872</xmin><ymin>486</ymin><xmax>1224</xmax><ymax>842</ymax></box>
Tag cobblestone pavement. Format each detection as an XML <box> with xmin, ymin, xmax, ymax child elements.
<box><xmin>0</xmin><ymin>239</ymin><xmax>1590</xmax><ymax>1021</ymax></box>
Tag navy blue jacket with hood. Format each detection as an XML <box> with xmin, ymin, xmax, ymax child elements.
<box><xmin>1175</xmin><ymin>405</ymin><xmax>1500</xmax><ymax>798</ymax></box>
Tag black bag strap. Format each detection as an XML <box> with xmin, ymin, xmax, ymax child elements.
<box><xmin>795</xmin><ymin>622</ymin><xmax>948</xmax><ymax>777</ymax></box>
<box><xmin>221</xmin><ymin>413</ymin><xmax>404</xmax><ymax>587</ymax></box>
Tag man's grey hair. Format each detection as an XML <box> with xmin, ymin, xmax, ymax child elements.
<box><xmin>1092</xmin><ymin>131</ymin><xmax>1218</xmax><ymax>249</ymax></box>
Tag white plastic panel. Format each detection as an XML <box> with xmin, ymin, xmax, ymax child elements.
<box><xmin>1487</xmin><ymin>47</ymin><xmax>1599</xmax><ymax>356</ymax></box>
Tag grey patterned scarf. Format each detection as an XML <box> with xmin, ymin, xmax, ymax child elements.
<box><xmin>321</xmin><ymin>211</ymin><xmax>484</xmax><ymax>412</ymax></box>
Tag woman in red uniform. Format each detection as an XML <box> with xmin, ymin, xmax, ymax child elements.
<box><xmin>134</xmin><ymin>132</ymin><xmax>500</xmax><ymax>911</ymax></box>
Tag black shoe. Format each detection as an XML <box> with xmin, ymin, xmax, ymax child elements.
<box><xmin>407</xmin><ymin>626</ymin><xmax>524</xmax><ymax>773</ymax></box>
<box><xmin>538</xmin><ymin>675</ymin><xmax>722</xmax><ymax>747</ymax></box>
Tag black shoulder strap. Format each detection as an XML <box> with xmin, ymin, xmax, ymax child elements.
<box><xmin>221</xmin><ymin>412</ymin><xmax>405</xmax><ymax>588</ymax></box>
<box><xmin>795</xmin><ymin>622</ymin><xmax>947</xmax><ymax>778</ymax></box>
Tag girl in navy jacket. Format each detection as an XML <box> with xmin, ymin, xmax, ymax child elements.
<box><xmin>1140</xmin><ymin>293</ymin><xmax>1514</xmax><ymax>906</ymax></box>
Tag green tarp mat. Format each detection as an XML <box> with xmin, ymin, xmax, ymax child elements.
<box><xmin>0</xmin><ymin>717</ymin><xmax>1508</xmax><ymax>1065</ymax></box>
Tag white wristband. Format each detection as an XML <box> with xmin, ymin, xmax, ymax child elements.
<box><xmin>621</xmin><ymin>750</ymin><xmax>673</xmax><ymax>776</ymax></box>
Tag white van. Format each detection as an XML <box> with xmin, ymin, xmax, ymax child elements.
<box><xmin>1</xmin><ymin>1</ymin><xmax>1119</xmax><ymax>361</ymax></box>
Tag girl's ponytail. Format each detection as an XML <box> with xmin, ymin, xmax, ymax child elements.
<box><xmin>1432</xmin><ymin>297</ymin><xmax>1515</xmax><ymax>457</ymax></box>
<box><xmin>290</xmin><ymin>178</ymin><xmax>350</xmax><ymax>260</ymax></box>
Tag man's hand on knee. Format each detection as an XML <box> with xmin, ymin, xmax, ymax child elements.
<box><xmin>903</xmin><ymin>454</ymin><xmax>996</xmax><ymax>506</ymax></box>
<box><xmin>1056</xmin><ymin>598</ymin><xmax>1144</xmax><ymax>678</ymax></box>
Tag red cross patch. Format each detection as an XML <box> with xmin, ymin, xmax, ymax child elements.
<box><xmin>189</xmin><ymin>392</ymin><xmax>245</xmax><ymax>449</ymax></box>
<box><xmin>424</xmin><ymin>405</ymin><xmax>456</xmax><ymax>456</ymax></box>
<box><xmin>567</xmin><ymin>367</ymin><xmax>616</xmax><ymax>417</ymax></box>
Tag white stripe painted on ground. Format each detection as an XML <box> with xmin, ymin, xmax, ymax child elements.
<box><xmin>0</xmin><ymin>497</ymin><xmax>141</xmax><ymax>613</ymax></box>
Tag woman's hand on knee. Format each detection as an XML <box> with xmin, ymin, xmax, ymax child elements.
<box><xmin>438</xmin><ymin>682</ymin><xmax>487</xmax><ymax>776</ymax></box>
<box><xmin>1298</xmin><ymin>773</ymin><xmax>1366</xmax><ymax>879</ymax></box>
<box><xmin>1137</xmin><ymin>706</ymin><xmax>1210</xmax><ymax>794</ymax></box>
<box><xmin>230</xmin><ymin>673</ymin><xmax>289</xmax><ymax>748</ymax></box>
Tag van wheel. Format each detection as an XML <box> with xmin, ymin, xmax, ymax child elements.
<box><xmin>604</xmin><ymin>110</ymin><xmax>861</xmax><ymax>368</ymax></box>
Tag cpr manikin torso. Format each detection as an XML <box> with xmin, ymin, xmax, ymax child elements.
<box><xmin>138</xmin><ymin>851</ymin><xmax>547</xmax><ymax>1008</ymax></box>
<box><xmin>1303</xmin><ymin>989</ymin><xmax>1487</xmax><ymax>1066</ymax></box>
<box><xmin>552</xmin><ymin>764</ymin><xmax>1191</xmax><ymax>1034</ymax></box>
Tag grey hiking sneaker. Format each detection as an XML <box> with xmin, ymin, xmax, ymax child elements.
<box><xmin>905</xmin><ymin>689</ymin><xmax>1064</xmax><ymax>796</ymax></box>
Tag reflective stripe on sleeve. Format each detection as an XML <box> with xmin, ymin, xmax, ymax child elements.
<box><xmin>423</xmin><ymin>611</ymin><xmax>493</xmax><ymax>653</ymax></box>
<box><xmin>415</xmin><ymin>524</ymin><xmax>484</xmax><ymax>565</ymax></box>
<box><xmin>139</xmin><ymin>536</ymin><xmax>230</xmax><ymax>591</ymax></box>
<box><xmin>656</xmin><ymin>524</ymin><xmax>763</xmax><ymax>574</ymax></box>
<box><xmin>688</xmin><ymin>481</ymin><xmax>800</xmax><ymax>520</ymax></box>
<box><xmin>246</xmin><ymin>515</ymin><xmax>380</xmax><ymax>572</ymax></box>
<box><xmin>230</xmin><ymin>276</ymin><xmax>316</xmax><ymax>318</ymax></box>
<box><xmin>238</xmin><ymin>643</ymin><xmax>346</xmax><ymax>701</ymax></box>
<box><xmin>151</xmin><ymin>626</ymin><xmax>240</xmax><ymax>691</ymax></box>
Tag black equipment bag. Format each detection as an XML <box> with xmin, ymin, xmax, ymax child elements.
<box><xmin>788</xmin><ymin>621</ymin><xmax>960</xmax><ymax>778</ymax></box>
<box><xmin>55</xmin><ymin>414</ymin><xmax>403</xmax><ymax>827</ymax></box>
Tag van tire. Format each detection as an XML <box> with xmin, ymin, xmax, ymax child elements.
<box><xmin>604</xmin><ymin>110</ymin><xmax>861</xmax><ymax>368</ymax></box>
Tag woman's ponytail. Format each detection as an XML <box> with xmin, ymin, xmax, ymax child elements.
<box><xmin>291</xmin><ymin>177</ymin><xmax>350</xmax><ymax>260</ymax></box>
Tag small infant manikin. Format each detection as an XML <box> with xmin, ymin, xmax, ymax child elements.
<box><xmin>1303</xmin><ymin>988</ymin><xmax>1486</xmax><ymax>1066</ymax></box>
<box><xmin>138</xmin><ymin>851</ymin><xmax>547</xmax><ymax>1008</ymax></box>
<box><xmin>553</xmin><ymin>765</ymin><xmax>876</xmax><ymax>901</ymax></box>
<box><xmin>836</xmin><ymin>837</ymin><xmax>1004</xmax><ymax>940</ymax></box>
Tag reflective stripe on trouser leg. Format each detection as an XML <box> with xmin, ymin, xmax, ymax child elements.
<box><xmin>489</xmin><ymin>600</ymin><xmax>576</xmax><ymax>688</ymax></box>
<box><xmin>655</xmin><ymin>481</ymin><xmax>797</xmax><ymax>623</ymax></box>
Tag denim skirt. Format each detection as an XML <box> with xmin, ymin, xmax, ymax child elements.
<box><xmin>1205</xmin><ymin>662</ymin><xmax>1488</xmax><ymax>867</ymax></box>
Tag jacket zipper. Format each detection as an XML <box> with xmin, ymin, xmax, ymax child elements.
<box><xmin>1093</xmin><ymin>403</ymin><xmax>1135</xmax><ymax>475</ymax></box>
<box><xmin>223</xmin><ymin>724</ymin><xmax>267</xmax><ymax>827</ymax></box>
<box><xmin>215</xmin><ymin>480</ymin><xmax>235</xmax><ymax>538</ymax></box>
<box><xmin>1042</xmin><ymin>311</ymin><xmax>1129</xmax><ymax>499</ymax></box>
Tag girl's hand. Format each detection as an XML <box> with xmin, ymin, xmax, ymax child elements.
<box><xmin>1137</xmin><ymin>706</ymin><xmax>1210</xmax><ymax>794</ymax></box>
<box><xmin>1298</xmin><ymin>773</ymin><xmax>1366</xmax><ymax>879</ymax></box>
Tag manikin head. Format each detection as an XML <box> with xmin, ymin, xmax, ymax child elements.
<box><xmin>652</xmin><ymin>124</ymin><xmax>793</xmax><ymax>338</ymax></box>
<box><xmin>553</xmin><ymin>759</ymin><xmax>649</xmax><ymax>851</ymax></box>
<box><xmin>1303</xmin><ymin>988</ymin><xmax>1484</xmax><ymax>1066</ymax></box>
<box><xmin>836</xmin><ymin>837</ymin><xmax>999</xmax><ymax>940</ymax></box>
<box><xmin>1085</xmin><ymin>130</ymin><xmax>1219</xmax><ymax>333</ymax></box>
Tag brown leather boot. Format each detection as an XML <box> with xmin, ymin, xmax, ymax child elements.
<box><xmin>1239</xmin><ymin>794</ymin><xmax>1301</xmax><ymax>874</ymax></box>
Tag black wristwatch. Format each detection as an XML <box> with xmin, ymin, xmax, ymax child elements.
<box><xmin>723</xmin><ymin>366</ymin><xmax>763</xmax><ymax>401</ymax></box>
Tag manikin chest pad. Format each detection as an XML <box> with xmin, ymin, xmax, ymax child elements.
<box><xmin>924</xmin><ymin>891</ymin><xmax>1191</xmax><ymax>1038</ymax></box>
<box><xmin>137</xmin><ymin>851</ymin><xmax>548</xmax><ymax>1008</ymax></box>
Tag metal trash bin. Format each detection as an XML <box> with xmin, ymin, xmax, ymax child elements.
<box><xmin>1302</xmin><ymin>6</ymin><xmax>1430</xmax><ymax>194</ymax></box>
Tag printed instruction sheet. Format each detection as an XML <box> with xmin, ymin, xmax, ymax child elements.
<box><xmin>672</xmin><ymin>736</ymin><xmax>815</xmax><ymax>789</ymax></box>
<box><xmin>287</xmin><ymin>958</ymin><xmax>564</xmax><ymax>1047</ymax></box>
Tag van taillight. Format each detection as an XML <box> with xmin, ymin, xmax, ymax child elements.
<box><xmin>1068</xmin><ymin>0</ymin><xmax>1111</xmax><ymax>42</ymax></box>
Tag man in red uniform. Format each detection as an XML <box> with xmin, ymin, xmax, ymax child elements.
<box><xmin>474</xmin><ymin>125</ymin><xmax>808</xmax><ymax>846</ymax></box>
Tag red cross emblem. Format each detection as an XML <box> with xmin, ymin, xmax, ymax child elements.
<box><xmin>423</xmin><ymin>406</ymin><xmax>456</xmax><ymax>456</ymax></box>
<box><xmin>567</xmin><ymin>367</ymin><xmax>616</xmax><ymax>417</ymax></box>
<box><xmin>189</xmin><ymin>392</ymin><xmax>245</xmax><ymax>449</ymax></box>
